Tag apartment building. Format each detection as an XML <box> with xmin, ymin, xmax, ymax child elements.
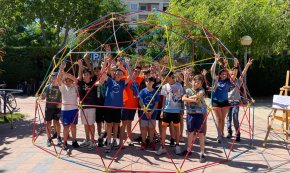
<box><xmin>122</xmin><ymin>0</ymin><xmax>170</xmax><ymax>21</ymax></box>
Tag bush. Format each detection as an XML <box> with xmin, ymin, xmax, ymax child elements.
<box><xmin>247</xmin><ymin>55</ymin><xmax>290</xmax><ymax>97</ymax></box>
<box><xmin>0</xmin><ymin>47</ymin><xmax>57</xmax><ymax>89</ymax></box>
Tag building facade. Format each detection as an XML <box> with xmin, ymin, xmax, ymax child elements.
<box><xmin>122</xmin><ymin>0</ymin><xmax>170</xmax><ymax>21</ymax></box>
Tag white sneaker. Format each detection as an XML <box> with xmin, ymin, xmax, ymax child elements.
<box><xmin>156</xmin><ymin>146</ymin><xmax>166</xmax><ymax>155</ymax></box>
<box><xmin>88</xmin><ymin>141</ymin><xmax>96</xmax><ymax>151</ymax></box>
<box><xmin>175</xmin><ymin>145</ymin><xmax>182</xmax><ymax>155</ymax></box>
<box><xmin>80</xmin><ymin>140</ymin><xmax>90</xmax><ymax>148</ymax></box>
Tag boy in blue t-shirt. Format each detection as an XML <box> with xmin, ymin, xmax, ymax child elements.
<box><xmin>138</xmin><ymin>77</ymin><xmax>160</xmax><ymax>150</ymax></box>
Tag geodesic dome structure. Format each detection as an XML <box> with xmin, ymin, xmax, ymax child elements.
<box><xmin>32</xmin><ymin>10</ymin><xmax>255</xmax><ymax>173</ymax></box>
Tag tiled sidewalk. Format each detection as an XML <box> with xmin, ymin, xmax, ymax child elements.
<box><xmin>0</xmin><ymin>97</ymin><xmax>289</xmax><ymax>173</ymax></box>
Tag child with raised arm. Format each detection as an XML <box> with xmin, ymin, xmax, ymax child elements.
<box><xmin>210</xmin><ymin>54</ymin><xmax>231</xmax><ymax>143</ymax></box>
<box><xmin>57</xmin><ymin>62</ymin><xmax>79</xmax><ymax>150</ymax></box>
<box><xmin>227</xmin><ymin>58</ymin><xmax>253</xmax><ymax>141</ymax></box>
<box><xmin>182</xmin><ymin>74</ymin><xmax>207</xmax><ymax>163</ymax></box>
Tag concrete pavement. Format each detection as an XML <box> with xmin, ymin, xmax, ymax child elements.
<box><xmin>0</xmin><ymin>96</ymin><xmax>289</xmax><ymax>173</ymax></box>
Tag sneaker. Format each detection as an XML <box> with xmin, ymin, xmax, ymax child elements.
<box><xmin>80</xmin><ymin>140</ymin><xmax>90</xmax><ymax>148</ymax></box>
<box><xmin>148</xmin><ymin>141</ymin><xmax>156</xmax><ymax>150</ymax></box>
<box><xmin>98</xmin><ymin>138</ymin><xmax>104</xmax><ymax>147</ymax></box>
<box><xmin>134</xmin><ymin>136</ymin><xmax>142</xmax><ymax>143</ymax></box>
<box><xmin>140</xmin><ymin>142</ymin><xmax>146</xmax><ymax>150</ymax></box>
<box><xmin>127</xmin><ymin>139</ymin><xmax>134</xmax><ymax>146</ymax></box>
<box><xmin>46</xmin><ymin>139</ymin><xmax>52</xmax><ymax>147</ymax></box>
<box><xmin>145</xmin><ymin>138</ymin><xmax>150</xmax><ymax>145</ymax></box>
<box><xmin>63</xmin><ymin>142</ymin><xmax>68</xmax><ymax>150</ymax></box>
<box><xmin>175</xmin><ymin>145</ymin><xmax>182</xmax><ymax>155</ymax></box>
<box><xmin>199</xmin><ymin>154</ymin><xmax>206</xmax><ymax>163</ymax></box>
<box><xmin>51</xmin><ymin>132</ymin><xmax>57</xmax><ymax>139</ymax></box>
<box><xmin>236</xmin><ymin>136</ymin><xmax>241</xmax><ymax>142</ymax></box>
<box><xmin>112</xmin><ymin>139</ymin><xmax>118</xmax><ymax>150</ymax></box>
<box><xmin>72</xmin><ymin>141</ymin><xmax>80</xmax><ymax>148</ymax></box>
<box><xmin>88</xmin><ymin>141</ymin><xmax>96</xmax><ymax>151</ymax></box>
<box><xmin>154</xmin><ymin>136</ymin><xmax>160</xmax><ymax>143</ymax></box>
<box><xmin>105</xmin><ymin>143</ymin><xmax>111</xmax><ymax>153</ymax></box>
<box><xmin>57</xmin><ymin>137</ymin><xmax>62</xmax><ymax>146</ymax></box>
<box><xmin>156</xmin><ymin>146</ymin><xmax>166</xmax><ymax>155</ymax></box>
<box><xmin>217</xmin><ymin>137</ymin><xmax>221</xmax><ymax>144</ymax></box>
<box><xmin>182</xmin><ymin>150</ymin><xmax>192</xmax><ymax>156</ymax></box>
<box><xmin>226</xmin><ymin>133</ymin><xmax>232</xmax><ymax>139</ymax></box>
<box><xmin>170</xmin><ymin>138</ymin><xmax>175</xmax><ymax>147</ymax></box>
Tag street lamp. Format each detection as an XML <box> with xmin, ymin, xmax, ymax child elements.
<box><xmin>240</xmin><ymin>35</ymin><xmax>252</xmax><ymax>86</ymax></box>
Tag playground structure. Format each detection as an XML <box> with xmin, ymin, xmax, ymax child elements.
<box><xmin>32</xmin><ymin>10</ymin><xmax>255</xmax><ymax>173</ymax></box>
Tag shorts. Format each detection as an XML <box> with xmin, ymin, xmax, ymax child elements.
<box><xmin>156</xmin><ymin>110</ymin><xmax>162</xmax><ymax>120</ymax></box>
<box><xmin>45</xmin><ymin>107</ymin><xmax>61</xmax><ymax>121</ymax></box>
<box><xmin>104</xmin><ymin>107</ymin><xmax>122</xmax><ymax>123</ymax></box>
<box><xmin>79</xmin><ymin>108</ymin><xmax>96</xmax><ymax>125</ymax></box>
<box><xmin>162</xmin><ymin>112</ymin><xmax>180</xmax><ymax>126</ymax></box>
<box><xmin>95</xmin><ymin>107</ymin><xmax>104</xmax><ymax>123</ymax></box>
<box><xmin>140</xmin><ymin>119</ymin><xmax>156</xmax><ymax>128</ymax></box>
<box><xmin>121</xmin><ymin>108</ymin><xmax>136</xmax><ymax>121</ymax></box>
<box><xmin>187</xmin><ymin>113</ymin><xmax>204</xmax><ymax>133</ymax></box>
<box><xmin>62</xmin><ymin>109</ymin><xmax>78</xmax><ymax>126</ymax></box>
<box><xmin>212</xmin><ymin>100</ymin><xmax>230</xmax><ymax>108</ymax></box>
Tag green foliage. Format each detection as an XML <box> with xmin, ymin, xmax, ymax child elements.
<box><xmin>247</xmin><ymin>55</ymin><xmax>290</xmax><ymax>96</ymax></box>
<box><xmin>0</xmin><ymin>0</ymin><xmax>126</xmax><ymax>47</ymax></box>
<box><xmin>168</xmin><ymin>0</ymin><xmax>289</xmax><ymax>61</ymax></box>
<box><xmin>0</xmin><ymin>47</ymin><xmax>57</xmax><ymax>87</ymax></box>
<box><xmin>0</xmin><ymin>113</ymin><xmax>26</xmax><ymax>123</ymax></box>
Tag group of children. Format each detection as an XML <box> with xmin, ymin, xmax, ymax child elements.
<box><xmin>42</xmin><ymin>46</ymin><xmax>253</xmax><ymax>163</ymax></box>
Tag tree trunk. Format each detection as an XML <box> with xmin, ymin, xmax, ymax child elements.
<box><xmin>56</xmin><ymin>25</ymin><xmax>60</xmax><ymax>47</ymax></box>
<box><xmin>39</xmin><ymin>11</ymin><xmax>49</xmax><ymax>47</ymax></box>
<box><xmin>60</xmin><ymin>27</ymin><xmax>69</xmax><ymax>48</ymax></box>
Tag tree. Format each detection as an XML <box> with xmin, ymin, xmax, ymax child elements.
<box><xmin>168</xmin><ymin>0</ymin><xmax>289</xmax><ymax>61</ymax></box>
<box><xmin>0</xmin><ymin>0</ymin><xmax>126</xmax><ymax>47</ymax></box>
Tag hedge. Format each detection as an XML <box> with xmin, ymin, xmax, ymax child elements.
<box><xmin>0</xmin><ymin>47</ymin><xmax>57</xmax><ymax>88</ymax></box>
<box><xmin>0</xmin><ymin>47</ymin><xmax>289</xmax><ymax>96</ymax></box>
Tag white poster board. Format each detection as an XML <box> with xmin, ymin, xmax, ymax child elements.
<box><xmin>272</xmin><ymin>95</ymin><xmax>290</xmax><ymax>110</ymax></box>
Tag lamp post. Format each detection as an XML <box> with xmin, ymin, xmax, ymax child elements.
<box><xmin>240</xmin><ymin>35</ymin><xmax>252</xmax><ymax>86</ymax></box>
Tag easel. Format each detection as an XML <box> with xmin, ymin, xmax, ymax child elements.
<box><xmin>263</xmin><ymin>70</ymin><xmax>290</xmax><ymax>147</ymax></box>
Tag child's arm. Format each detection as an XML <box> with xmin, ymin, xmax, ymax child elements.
<box><xmin>239</xmin><ymin>58</ymin><xmax>253</xmax><ymax>81</ymax></box>
<box><xmin>210</xmin><ymin>54</ymin><xmax>220</xmax><ymax>78</ymax></box>
<box><xmin>83</xmin><ymin>53</ymin><xmax>94</xmax><ymax>76</ymax></box>
<box><xmin>231</xmin><ymin>58</ymin><xmax>239</xmax><ymax>81</ymax></box>
<box><xmin>77</xmin><ymin>59</ymin><xmax>83</xmax><ymax>80</ymax></box>
<box><xmin>147</xmin><ymin>101</ymin><xmax>159</xmax><ymax>120</ymax></box>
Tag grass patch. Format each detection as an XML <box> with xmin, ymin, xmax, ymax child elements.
<box><xmin>0</xmin><ymin>113</ymin><xmax>26</xmax><ymax>123</ymax></box>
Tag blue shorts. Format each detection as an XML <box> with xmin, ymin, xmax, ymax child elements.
<box><xmin>121</xmin><ymin>108</ymin><xmax>136</xmax><ymax>121</ymax></box>
<box><xmin>187</xmin><ymin>113</ymin><xmax>204</xmax><ymax>133</ymax></box>
<box><xmin>62</xmin><ymin>109</ymin><xmax>78</xmax><ymax>126</ymax></box>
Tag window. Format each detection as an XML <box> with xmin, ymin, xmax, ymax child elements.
<box><xmin>151</xmin><ymin>4</ymin><xmax>159</xmax><ymax>10</ymax></box>
<box><xmin>131</xmin><ymin>4</ymin><xmax>137</xmax><ymax>11</ymax></box>
<box><xmin>139</xmin><ymin>4</ymin><xmax>146</xmax><ymax>10</ymax></box>
<box><xmin>163</xmin><ymin>3</ymin><xmax>169</xmax><ymax>11</ymax></box>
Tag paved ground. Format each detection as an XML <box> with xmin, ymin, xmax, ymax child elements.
<box><xmin>0</xmin><ymin>96</ymin><xmax>289</xmax><ymax>173</ymax></box>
